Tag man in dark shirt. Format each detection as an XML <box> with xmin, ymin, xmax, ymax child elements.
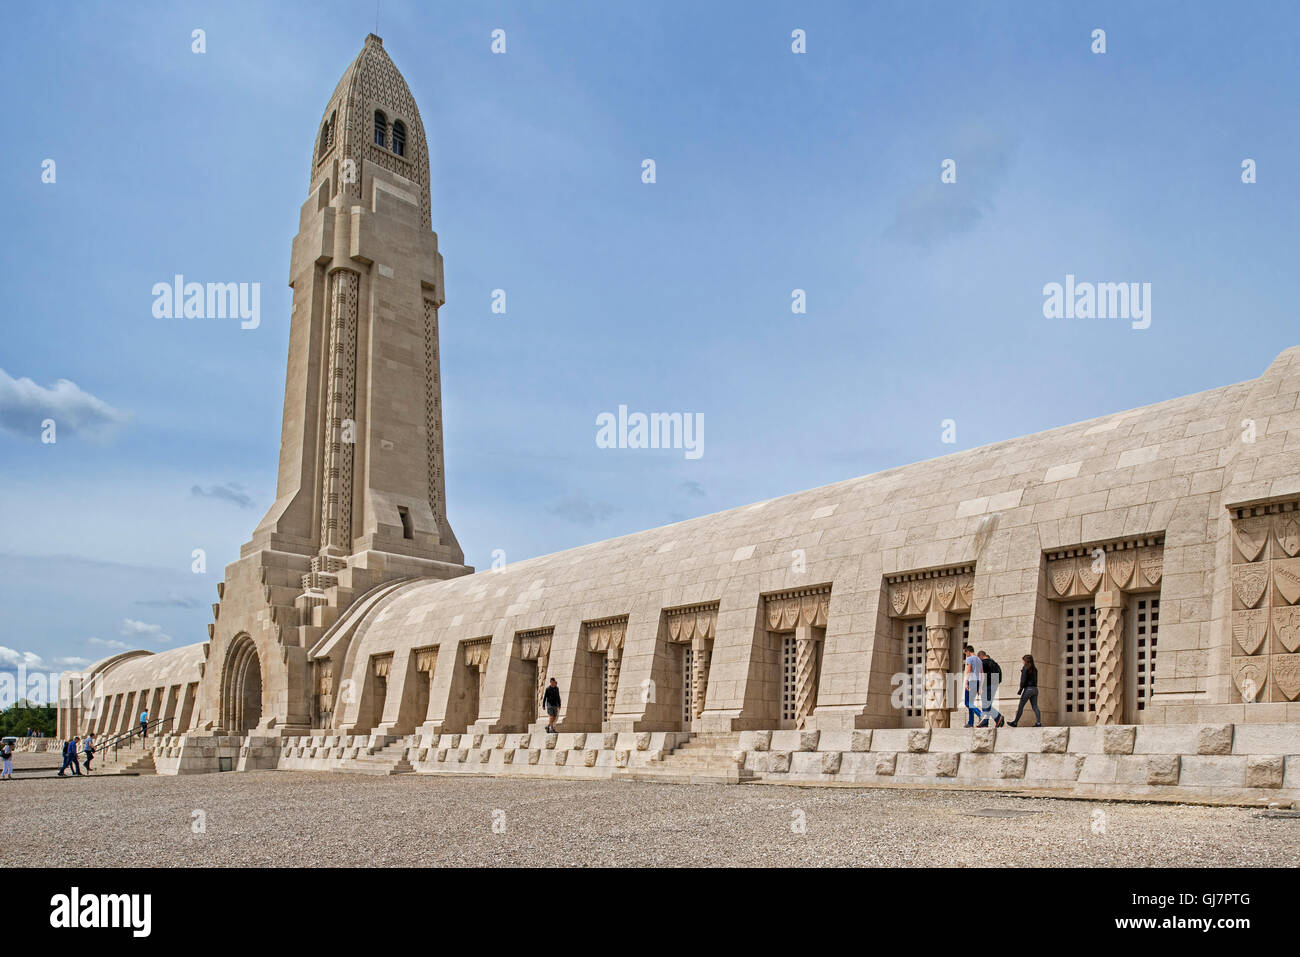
<box><xmin>57</xmin><ymin>736</ymin><xmax>82</xmax><ymax>776</ymax></box>
<box><xmin>542</xmin><ymin>678</ymin><xmax>562</xmax><ymax>734</ymax></box>
<box><xmin>977</xmin><ymin>651</ymin><xmax>1004</xmax><ymax>727</ymax></box>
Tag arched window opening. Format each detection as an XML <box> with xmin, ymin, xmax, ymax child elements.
<box><xmin>392</xmin><ymin>120</ymin><xmax>406</xmax><ymax>157</ymax></box>
<box><xmin>373</xmin><ymin>110</ymin><xmax>387</xmax><ymax>148</ymax></box>
<box><xmin>318</xmin><ymin>110</ymin><xmax>337</xmax><ymax>160</ymax></box>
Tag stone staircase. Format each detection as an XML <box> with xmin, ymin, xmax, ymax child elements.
<box><xmin>94</xmin><ymin>746</ymin><xmax>157</xmax><ymax>776</ymax></box>
<box><xmin>331</xmin><ymin>738</ymin><xmax>414</xmax><ymax>776</ymax></box>
<box><xmin>626</xmin><ymin>733</ymin><xmax>755</xmax><ymax>784</ymax></box>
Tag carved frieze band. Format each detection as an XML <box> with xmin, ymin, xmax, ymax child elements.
<box><xmin>585</xmin><ymin>617</ymin><xmax>628</xmax><ymax>654</ymax></box>
<box><xmin>414</xmin><ymin>646</ymin><xmax>439</xmax><ymax>674</ymax></box>
<box><xmin>886</xmin><ymin>566</ymin><xmax>974</xmax><ymax>618</ymax></box>
<box><xmin>516</xmin><ymin>627</ymin><xmax>554</xmax><ymax>661</ymax></box>
<box><xmin>765</xmin><ymin>584</ymin><xmax>831</xmax><ymax>632</ymax></box>
<box><xmin>1229</xmin><ymin>502</ymin><xmax>1300</xmax><ymax>704</ymax></box>
<box><xmin>462</xmin><ymin>637</ymin><xmax>492</xmax><ymax>670</ymax></box>
<box><xmin>1045</xmin><ymin>537</ymin><xmax>1163</xmax><ymax>600</ymax></box>
<box><xmin>666</xmin><ymin>602</ymin><xmax>719</xmax><ymax>644</ymax></box>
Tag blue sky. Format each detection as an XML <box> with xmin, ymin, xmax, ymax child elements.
<box><xmin>1</xmin><ymin>1</ymin><xmax>1297</xmax><ymax>688</ymax></box>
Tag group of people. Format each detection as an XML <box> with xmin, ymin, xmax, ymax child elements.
<box><xmin>57</xmin><ymin>733</ymin><xmax>96</xmax><ymax>776</ymax></box>
<box><xmin>961</xmin><ymin>646</ymin><xmax>1042</xmax><ymax>728</ymax></box>
<box><xmin>56</xmin><ymin>709</ymin><xmax>152</xmax><ymax>778</ymax></box>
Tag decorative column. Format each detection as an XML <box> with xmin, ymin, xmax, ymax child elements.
<box><xmin>416</xmin><ymin>647</ymin><xmax>439</xmax><ymax>724</ymax></box>
<box><xmin>924</xmin><ymin>609</ymin><xmax>955</xmax><ymax>729</ymax></box>
<box><xmin>794</xmin><ymin>623</ymin><xmax>820</xmax><ymax>729</ymax></box>
<box><xmin>605</xmin><ymin>644</ymin><xmax>622</xmax><ymax>722</ymax></box>
<box><xmin>535</xmin><ymin>646</ymin><xmax>550</xmax><ymax>717</ymax></box>
<box><xmin>690</xmin><ymin>633</ymin><xmax>710</xmax><ymax>720</ymax></box>
<box><xmin>319</xmin><ymin>269</ymin><xmax>359</xmax><ymax>556</ymax></box>
<box><xmin>1093</xmin><ymin>589</ymin><xmax>1126</xmax><ymax>725</ymax></box>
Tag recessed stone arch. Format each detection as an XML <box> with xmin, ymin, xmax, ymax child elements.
<box><xmin>221</xmin><ymin>634</ymin><xmax>264</xmax><ymax>734</ymax></box>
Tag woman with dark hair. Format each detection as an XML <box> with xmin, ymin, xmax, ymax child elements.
<box><xmin>1008</xmin><ymin>654</ymin><xmax>1041</xmax><ymax>727</ymax></box>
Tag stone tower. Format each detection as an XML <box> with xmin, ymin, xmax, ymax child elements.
<box><xmin>196</xmin><ymin>35</ymin><xmax>471</xmax><ymax>736</ymax></box>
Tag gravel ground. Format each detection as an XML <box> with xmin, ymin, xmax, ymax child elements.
<box><xmin>3</xmin><ymin>751</ymin><xmax>1296</xmax><ymax>867</ymax></box>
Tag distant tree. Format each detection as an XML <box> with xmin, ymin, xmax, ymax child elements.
<box><xmin>0</xmin><ymin>704</ymin><xmax>57</xmax><ymax>737</ymax></box>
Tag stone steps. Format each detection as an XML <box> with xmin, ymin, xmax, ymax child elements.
<box><xmin>644</xmin><ymin>733</ymin><xmax>755</xmax><ymax>784</ymax></box>
<box><xmin>330</xmin><ymin>743</ymin><xmax>414</xmax><ymax>776</ymax></box>
<box><xmin>100</xmin><ymin>752</ymin><xmax>157</xmax><ymax>776</ymax></box>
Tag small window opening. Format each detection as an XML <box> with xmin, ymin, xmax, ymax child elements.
<box><xmin>398</xmin><ymin>506</ymin><xmax>414</xmax><ymax>540</ymax></box>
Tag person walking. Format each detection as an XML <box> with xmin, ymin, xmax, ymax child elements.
<box><xmin>976</xmin><ymin>651</ymin><xmax>1005</xmax><ymax>727</ymax></box>
<box><xmin>962</xmin><ymin>644</ymin><xmax>984</xmax><ymax>727</ymax></box>
<box><xmin>542</xmin><ymin>678</ymin><xmax>562</xmax><ymax>734</ymax></box>
<box><xmin>1008</xmin><ymin>654</ymin><xmax>1042</xmax><ymax>727</ymax></box>
<box><xmin>1</xmin><ymin>739</ymin><xmax>13</xmax><ymax>780</ymax></box>
<box><xmin>139</xmin><ymin>708</ymin><xmax>149</xmax><ymax>741</ymax></box>
<box><xmin>82</xmin><ymin>732</ymin><xmax>96</xmax><ymax>773</ymax></box>
<box><xmin>58</xmin><ymin>736</ymin><xmax>82</xmax><ymax>777</ymax></box>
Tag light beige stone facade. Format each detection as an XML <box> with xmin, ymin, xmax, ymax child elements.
<box><xmin>58</xmin><ymin>36</ymin><xmax>1300</xmax><ymax>800</ymax></box>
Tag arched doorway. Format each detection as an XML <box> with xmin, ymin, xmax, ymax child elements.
<box><xmin>221</xmin><ymin>635</ymin><xmax>264</xmax><ymax>734</ymax></box>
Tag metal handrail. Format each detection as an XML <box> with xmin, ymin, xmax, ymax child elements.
<box><xmin>85</xmin><ymin>715</ymin><xmax>174</xmax><ymax>761</ymax></box>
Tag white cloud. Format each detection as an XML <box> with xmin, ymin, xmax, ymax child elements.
<box><xmin>120</xmin><ymin>619</ymin><xmax>172</xmax><ymax>643</ymax></box>
<box><xmin>88</xmin><ymin>637</ymin><xmax>131</xmax><ymax>650</ymax></box>
<box><xmin>0</xmin><ymin>646</ymin><xmax>47</xmax><ymax>670</ymax></box>
<box><xmin>0</xmin><ymin>368</ymin><xmax>128</xmax><ymax>441</ymax></box>
<box><xmin>54</xmin><ymin>656</ymin><xmax>91</xmax><ymax>667</ymax></box>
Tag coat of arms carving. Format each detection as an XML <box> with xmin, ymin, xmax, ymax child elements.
<box><xmin>1139</xmin><ymin>547</ymin><xmax>1162</xmax><ymax>586</ymax></box>
<box><xmin>956</xmin><ymin>575</ymin><xmax>975</xmax><ymax>609</ymax></box>
<box><xmin>910</xmin><ymin>579</ymin><xmax>933</xmax><ymax>614</ymax></box>
<box><xmin>1273</xmin><ymin>559</ymin><xmax>1300</xmax><ymax>606</ymax></box>
<box><xmin>1232</xmin><ymin>608</ymin><xmax>1268</xmax><ymax>656</ymax></box>
<box><xmin>1108</xmin><ymin>551</ymin><xmax>1135</xmax><ymax>589</ymax></box>
<box><xmin>1050</xmin><ymin>559</ymin><xmax>1075</xmax><ymax>596</ymax></box>
<box><xmin>935</xmin><ymin>577</ymin><xmax>957</xmax><ymax>610</ymax></box>
<box><xmin>1233</xmin><ymin>659</ymin><xmax>1266</xmax><ymax>702</ymax></box>
<box><xmin>1077</xmin><ymin>556</ymin><xmax>1102</xmax><ymax>592</ymax></box>
<box><xmin>1275</xmin><ymin>515</ymin><xmax>1300</xmax><ymax>558</ymax></box>
<box><xmin>1232</xmin><ymin>564</ymin><xmax>1268</xmax><ymax>608</ymax></box>
<box><xmin>1272</xmin><ymin>655</ymin><xmax>1300</xmax><ymax>701</ymax></box>
<box><xmin>1234</xmin><ymin>517</ymin><xmax>1269</xmax><ymax>562</ymax></box>
<box><xmin>1273</xmin><ymin>605</ymin><xmax>1300</xmax><ymax>654</ymax></box>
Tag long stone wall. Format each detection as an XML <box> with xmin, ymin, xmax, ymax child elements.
<box><xmin>142</xmin><ymin>723</ymin><xmax>1299</xmax><ymax>806</ymax></box>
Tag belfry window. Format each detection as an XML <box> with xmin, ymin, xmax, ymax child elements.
<box><xmin>392</xmin><ymin>120</ymin><xmax>406</xmax><ymax>157</ymax></box>
<box><xmin>374</xmin><ymin>110</ymin><xmax>387</xmax><ymax>148</ymax></box>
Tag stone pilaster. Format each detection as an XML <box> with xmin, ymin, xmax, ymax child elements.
<box><xmin>924</xmin><ymin>609</ymin><xmax>955</xmax><ymax>729</ymax></box>
<box><xmin>1094</xmin><ymin>588</ymin><xmax>1126</xmax><ymax>725</ymax></box>
<box><xmin>794</xmin><ymin>623</ymin><xmax>820</xmax><ymax>729</ymax></box>
<box><xmin>691</xmin><ymin>634</ymin><xmax>710</xmax><ymax>720</ymax></box>
<box><xmin>319</xmin><ymin>268</ymin><xmax>359</xmax><ymax>557</ymax></box>
<box><xmin>605</xmin><ymin>645</ymin><xmax>622</xmax><ymax>722</ymax></box>
<box><xmin>535</xmin><ymin>649</ymin><xmax>549</xmax><ymax>717</ymax></box>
